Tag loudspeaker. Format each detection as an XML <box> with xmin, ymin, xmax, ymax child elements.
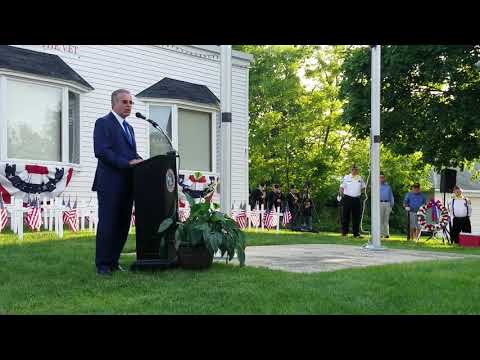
<box><xmin>440</xmin><ymin>169</ymin><xmax>457</xmax><ymax>193</ymax></box>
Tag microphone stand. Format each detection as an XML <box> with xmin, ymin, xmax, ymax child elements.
<box><xmin>142</xmin><ymin>117</ymin><xmax>181</xmax><ymax>184</ymax></box>
<box><xmin>145</xmin><ymin>118</ymin><xmax>177</xmax><ymax>156</ymax></box>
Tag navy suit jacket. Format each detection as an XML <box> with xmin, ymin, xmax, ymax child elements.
<box><xmin>92</xmin><ymin>112</ymin><xmax>141</xmax><ymax>193</ymax></box>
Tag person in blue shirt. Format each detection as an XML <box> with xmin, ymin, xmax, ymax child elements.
<box><xmin>403</xmin><ymin>183</ymin><xmax>427</xmax><ymax>241</ymax></box>
<box><xmin>379</xmin><ymin>173</ymin><xmax>394</xmax><ymax>238</ymax></box>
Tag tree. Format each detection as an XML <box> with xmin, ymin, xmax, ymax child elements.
<box><xmin>340</xmin><ymin>45</ymin><xmax>480</xmax><ymax>170</ymax></box>
<box><xmin>235</xmin><ymin>45</ymin><xmax>313</xmax><ymax>188</ymax></box>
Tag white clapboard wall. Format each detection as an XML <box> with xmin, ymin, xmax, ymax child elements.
<box><xmin>10</xmin><ymin>45</ymin><xmax>252</xmax><ymax>206</ymax></box>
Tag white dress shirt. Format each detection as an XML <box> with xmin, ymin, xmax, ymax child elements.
<box><xmin>340</xmin><ymin>174</ymin><xmax>366</xmax><ymax>198</ymax></box>
<box><xmin>112</xmin><ymin>111</ymin><xmax>131</xmax><ymax>138</ymax></box>
<box><xmin>448</xmin><ymin>196</ymin><xmax>472</xmax><ymax>218</ymax></box>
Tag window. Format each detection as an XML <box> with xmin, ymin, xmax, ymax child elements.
<box><xmin>69</xmin><ymin>91</ymin><xmax>80</xmax><ymax>164</ymax></box>
<box><xmin>178</xmin><ymin>109</ymin><xmax>211</xmax><ymax>172</ymax></box>
<box><xmin>2</xmin><ymin>77</ymin><xmax>81</xmax><ymax>164</ymax></box>
<box><xmin>147</xmin><ymin>103</ymin><xmax>215</xmax><ymax>173</ymax></box>
<box><xmin>7</xmin><ymin>80</ymin><xmax>62</xmax><ymax>161</ymax></box>
<box><xmin>149</xmin><ymin>105</ymin><xmax>172</xmax><ymax>157</ymax></box>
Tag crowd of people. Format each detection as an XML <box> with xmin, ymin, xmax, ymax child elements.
<box><xmin>249</xmin><ymin>182</ymin><xmax>315</xmax><ymax>231</ymax></box>
<box><xmin>251</xmin><ymin>163</ymin><xmax>474</xmax><ymax>242</ymax></box>
<box><xmin>339</xmin><ymin>164</ymin><xmax>473</xmax><ymax>243</ymax></box>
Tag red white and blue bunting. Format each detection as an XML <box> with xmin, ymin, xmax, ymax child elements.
<box><xmin>0</xmin><ymin>163</ymin><xmax>73</xmax><ymax>204</ymax></box>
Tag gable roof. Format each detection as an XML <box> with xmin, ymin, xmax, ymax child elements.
<box><xmin>0</xmin><ymin>45</ymin><xmax>94</xmax><ymax>91</ymax></box>
<box><xmin>136</xmin><ymin>77</ymin><xmax>219</xmax><ymax>106</ymax></box>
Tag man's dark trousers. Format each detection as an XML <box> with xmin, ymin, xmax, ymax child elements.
<box><xmin>451</xmin><ymin>216</ymin><xmax>471</xmax><ymax>244</ymax></box>
<box><xmin>342</xmin><ymin>195</ymin><xmax>361</xmax><ymax>236</ymax></box>
<box><xmin>96</xmin><ymin>189</ymin><xmax>133</xmax><ymax>267</ymax></box>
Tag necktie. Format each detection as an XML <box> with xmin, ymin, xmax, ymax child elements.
<box><xmin>122</xmin><ymin>120</ymin><xmax>132</xmax><ymax>145</ymax></box>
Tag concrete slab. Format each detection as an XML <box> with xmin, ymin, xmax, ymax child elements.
<box><xmin>221</xmin><ymin>244</ymin><xmax>478</xmax><ymax>273</ymax></box>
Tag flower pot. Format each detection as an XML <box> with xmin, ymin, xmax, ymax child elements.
<box><xmin>178</xmin><ymin>245</ymin><xmax>213</xmax><ymax>270</ymax></box>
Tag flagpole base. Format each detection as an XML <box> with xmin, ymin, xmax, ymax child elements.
<box><xmin>362</xmin><ymin>242</ymin><xmax>387</xmax><ymax>251</ymax></box>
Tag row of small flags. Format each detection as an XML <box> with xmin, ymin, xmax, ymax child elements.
<box><xmin>0</xmin><ymin>194</ymin><xmax>81</xmax><ymax>233</ymax></box>
<box><xmin>175</xmin><ymin>200</ymin><xmax>292</xmax><ymax>230</ymax></box>
<box><xmin>233</xmin><ymin>205</ymin><xmax>292</xmax><ymax>229</ymax></box>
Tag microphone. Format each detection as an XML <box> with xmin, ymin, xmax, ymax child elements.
<box><xmin>135</xmin><ymin>112</ymin><xmax>146</xmax><ymax>120</ymax></box>
<box><xmin>136</xmin><ymin>111</ymin><xmax>161</xmax><ymax>127</ymax></box>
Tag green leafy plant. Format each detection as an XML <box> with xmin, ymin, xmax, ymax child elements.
<box><xmin>174</xmin><ymin>194</ymin><xmax>246</xmax><ymax>266</ymax></box>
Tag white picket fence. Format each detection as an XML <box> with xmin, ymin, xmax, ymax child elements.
<box><xmin>1</xmin><ymin>196</ymin><xmax>99</xmax><ymax>240</ymax></box>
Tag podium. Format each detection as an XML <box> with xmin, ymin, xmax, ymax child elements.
<box><xmin>130</xmin><ymin>153</ymin><xmax>178</xmax><ymax>271</ymax></box>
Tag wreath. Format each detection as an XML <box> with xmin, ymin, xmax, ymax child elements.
<box><xmin>417</xmin><ymin>199</ymin><xmax>449</xmax><ymax>231</ymax></box>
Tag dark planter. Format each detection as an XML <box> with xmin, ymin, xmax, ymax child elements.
<box><xmin>178</xmin><ymin>245</ymin><xmax>213</xmax><ymax>270</ymax></box>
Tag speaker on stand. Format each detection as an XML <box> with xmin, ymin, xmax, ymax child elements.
<box><xmin>440</xmin><ymin>169</ymin><xmax>457</xmax><ymax>244</ymax></box>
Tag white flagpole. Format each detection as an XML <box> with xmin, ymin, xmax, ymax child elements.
<box><xmin>220</xmin><ymin>45</ymin><xmax>232</xmax><ymax>216</ymax></box>
<box><xmin>365</xmin><ymin>45</ymin><xmax>384</xmax><ymax>250</ymax></box>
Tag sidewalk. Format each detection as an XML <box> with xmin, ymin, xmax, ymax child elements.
<box><xmin>223</xmin><ymin>244</ymin><xmax>477</xmax><ymax>273</ymax></box>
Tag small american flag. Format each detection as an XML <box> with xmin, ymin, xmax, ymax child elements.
<box><xmin>63</xmin><ymin>208</ymin><xmax>78</xmax><ymax>232</ymax></box>
<box><xmin>248</xmin><ymin>209</ymin><xmax>260</xmax><ymax>227</ymax></box>
<box><xmin>0</xmin><ymin>194</ymin><xmax>8</xmax><ymax>232</ymax></box>
<box><xmin>235</xmin><ymin>209</ymin><xmax>248</xmax><ymax>229</ymax></box>
<box><xmin>26</xmin><ymin>197</ymin><xmax>42</xmax><ymax>231</ymax></box>
<box><xmin>264</xmin><ymin>207</ymin><xmax>278</xmax><ymax>229</ymax></box>
<box><xmin>63</xmin><ymin>196</ymin><xmax>78</xmax><ymax>232</ymax></box>
<box><xmin>178</xmin><ymin>199</ymin><xmax>191</xmax><ymax>222</ymax></box>
<box><xmin>63</xmin><ymin>209</ymin><xmax>78</xmax><ymax>232</ymax></box>
<box><xmin>283</xmin><ymin>206</ymin><xmax>292</xmax><ymax>226</ymax></box>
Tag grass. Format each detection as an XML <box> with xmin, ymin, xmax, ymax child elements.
<box><xmin>1</xmin><ymin>229</ymin><xmax>480</xmax><ymax>314</ymax></box>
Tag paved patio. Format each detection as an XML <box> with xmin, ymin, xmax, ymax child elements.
<box><xmin>221</xmin><ymin>244</ymin><xmax>478</xmax><ymax>273</ymax></box>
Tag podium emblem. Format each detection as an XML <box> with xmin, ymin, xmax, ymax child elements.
<box><xmin>166</xmin><ymin>169</ymin><xmax>175</xmax><ymax>193</ymax></box>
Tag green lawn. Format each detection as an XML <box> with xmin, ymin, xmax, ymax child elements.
<box><xmin>1</xmin><ymin>229</ymin><xmax>480</xmax><ymax>314</ymax></box>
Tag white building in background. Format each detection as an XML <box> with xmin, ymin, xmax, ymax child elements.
<box><xmin>0</xmin><ymin>45</ymin><xmax>252</xmax><ymax>207</ymax></box>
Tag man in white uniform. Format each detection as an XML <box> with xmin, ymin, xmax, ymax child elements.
<box><xmin>339</xmin><ymin>164</ymin><xmax>366</xmax><ymax>238</ymax></box>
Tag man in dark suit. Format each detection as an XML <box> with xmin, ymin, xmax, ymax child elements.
<box><xmin>250</xmin><ymin>182</ymin><xmax>266</xmax><ymax>209</ymax></box>
<box><xmin>267</xmin><ymin>184</ymin><xmax>283</xmax><ymax>211</ymax></box>
<box><xmin>286</xmin><ymin>184</ymin><xmax>299</xmax><ymax>228</ymax></box>
<box><xmin>92</xmin><ymin>89</ymin><xmax>143</xmax><ymax>276</ymax></box>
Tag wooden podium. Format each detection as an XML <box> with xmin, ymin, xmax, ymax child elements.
<box><xmin>130</xmin><ymin>153</ymin><xmax>178</xmax><ymax>271</ymax></box>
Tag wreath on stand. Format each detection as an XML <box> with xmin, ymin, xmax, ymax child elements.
<box><xmin>417</xmin><ymin>199</ymin><xmax>449</xmax><ymax>232</ymax></box>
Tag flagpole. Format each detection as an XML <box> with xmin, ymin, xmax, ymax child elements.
<box><xmin>220</xmin><ymin>45</ymin><xmax>232</xmax><ymax>216</ymax></box>
<box><xmin>365</xmin><ymin>45</ymin><xmax>384</xmax><ymax>250</ymax></box>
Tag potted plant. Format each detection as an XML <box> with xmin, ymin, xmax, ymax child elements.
<box><xmin>173</xmin><ymin>195</ymin><xmax>246</xmax><ymax>269</ymax></box>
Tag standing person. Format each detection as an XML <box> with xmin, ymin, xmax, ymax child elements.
<box><xmin>302</xmin><ymin>198</ymin><xmax>314</xmax><ymax>231</ymax></box>
<box><xmin>403</xmin><ymin>183</ymin><xmax>427</xmax><ymax>241</ymax></box>
<box><xmin>286</xmin><ymin>184</ymin><xmax>300</xmax><ymax>228</ymax></box>
<box><xmin>267</xmin><ymin>184</ymin><xmax>283</xmax><ymax>211</ymax></box>
<box><xmin>448</xmin><ymin>186</ymin><xmax>472</xmax><ymax>244</ymax></box>
<box><xmin>250</xmin><ymin>182</ymin><xmax>266</xmax><ymax>209</ymax></box>
<box><xmin>339</xmin><ymin>164</ymin><xmax>366</xmax><ymax>238</ymax></box>
<box><xmin>380</xmin><ymin>173</ymin><xmax>394</xmax><ymax>238</ymax></box>
<box><xmin>92</xmin><ymin>89</ymin><xmax>143</xmax><ymax>276</ymax></box>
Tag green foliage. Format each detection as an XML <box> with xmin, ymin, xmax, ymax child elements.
<box><xmin>174</xmin><ymin>195</ymin><xmax>246</xmax><ymax>266</ymax></box>
<box><xmin>3</xmin><ymin>231</ymin><xmax>480</xmax><ymax>314</ymax></box>
<box><xmin>237</xmin><ymin>45</ymin><xmax>434</xmax><ymax>233</ymax></box>
<box><xmin>340</xmin><ymin>45</ymin><xmax>480</xmax><ymax>170</ymax></box>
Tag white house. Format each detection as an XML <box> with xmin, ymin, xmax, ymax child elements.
<box><xmin>0</xmin><ymin>45</ymin><xmax>252</xmax><ymax>208</ymax></box>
